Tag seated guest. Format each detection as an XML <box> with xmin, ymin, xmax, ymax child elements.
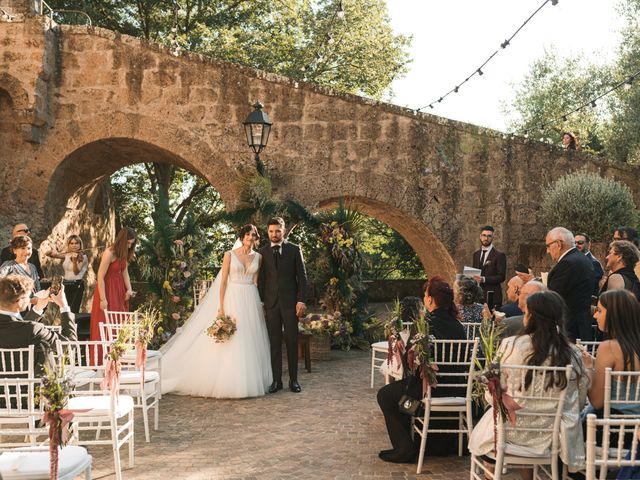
<box><xmin>454</xmin><ymin>275</ymin><xmax>484</xmax><ymax>323</ymax></box>
<box><xmin>582</xmin><ymin>289</ymin><xmax>640</xmax><ymax>418</ymax></box>
<box><xmin>496</xmin><ymin>275</ymin><xmax>524</xmax><ymax>318</ymax></box>
<box><xmin>0</xmin><ymin>235</ymin><xmax>41</xmax><ymax>292</ymax></box>
<box><xmin>0</xmin><ymin>224</ymin><xmax>43</xmax><ymax>278</ymax></box>
<box><xmin>600</xmin><ymin>240</ymin><xmax>640</xmax><ymax>300</ymax></box>
<box><xmin>0</xmin><ymin>275</ymin><xmax>77</xmax><ymax>376</ymax></box>
<box><xmin>469</xmin><ymin>291</ymin><xmax>588</xmax><ymax>478</ymax></box>
<box><xmin>499</xmin><ymin>280</ymin><xmax>547</xmax><ymax>339</ymax></box>
<box><xmin>46</xmin><ymin>235</ymin><xmax>89</xmax><ymax>313</ymax></box>
<box><xmin>377</xmin><ymin>276</ymin><xmax>466</xmax><ymax>464</ymax></box>
<box><xmin>613</xmin><ymin>226</ymin><xmax>640</xmax><ymax>281</ymax></box>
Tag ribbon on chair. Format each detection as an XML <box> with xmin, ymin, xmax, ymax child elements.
<box><xmin>487</xmin><ymin>376</ymin><xmax>522</xmax><ymax>452</ymax></box>
<box><xmin>42</xmin><ymin>409</ymin><xmax>75</xmax><ymax>480</ymax></box>
<box><xmin>135</xmin><ymin>340</ymin><xmax>147</xmax><ymax>381</ymax></box>
<box><xmin>101</xmin><ymin>359</ymin><xmax>121</xmax><ymax>398</ymax></box>
<box><xmin>387</xmin><ymin>336</ymin><xmax>405</xmax><ymax>369</ymax></box>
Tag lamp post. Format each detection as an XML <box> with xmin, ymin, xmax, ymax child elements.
<box><xmin>243</xmin><ymin>100</ymin><xmax>272</xmax><ymax>176</ymax></box>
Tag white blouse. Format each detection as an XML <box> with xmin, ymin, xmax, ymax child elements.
<box><xmin>62</xmin><ymin>253</ymin><xmax>88</xmax><ymax>281</ymax></box>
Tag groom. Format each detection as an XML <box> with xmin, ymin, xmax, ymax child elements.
<box><xmin>258</xmin><ymin>217</ymin><xmax>308</xmax><ymax>393</ymax></box>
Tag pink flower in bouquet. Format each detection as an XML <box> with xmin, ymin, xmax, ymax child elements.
<box><xmin>171</xmin><ymin>295</ymin><xmax>181</xmax><ymax>303</ymax></box>
<box><xmin>174</xmin><ymin>239</ymin><xmax>184</xmax><ymax>246</ymax></box>
<box><xmin>171</xmin><ymin>312</ymin><xmax>181</xmax><ymax>321</ymax></box>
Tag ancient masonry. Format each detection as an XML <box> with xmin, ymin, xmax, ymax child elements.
<box><xmin>1</xmin><ymin>0</ymin><xmax>639</xmax><ymax>285</ymax></box>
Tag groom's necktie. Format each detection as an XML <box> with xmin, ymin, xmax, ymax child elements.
<box><xmin>479</xmin><ymin>250</ymin><xmax>487</xmax><ymax>269</ymax></box>
<box><xmin>272</xmin><ymin>245</ymin><xmax>280</xmax><ymax>269</ymax></box>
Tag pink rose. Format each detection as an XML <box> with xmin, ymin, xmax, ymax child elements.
<box><xmin>174</xmin><ymin>239</ymin><xmax>184</xmax><ymax>246</ymax></box>
<box><xmin>171</xmin><ymin>312</ymin><xmax>181</xmax><ymax>320</ymax></box>
<box><xmin>171</xmin><ymin>295</ymin><xmax>181</xmax><ymax>303</ymax></box>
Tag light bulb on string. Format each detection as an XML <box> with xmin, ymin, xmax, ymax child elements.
<box><xmin>454</xmin><ymin>86</ymin><xmax>459</xmax><ymax>93</ymax></box>
<box><xmin>561</xmin><ymin>115</ymin><xmax>567</xmax><ymax>122</ymax></box>
<box><xmin>477</xmin><ymin>68</ymin><xmax>483</xmax><ymax>76</ymax></box>
<box><xmin>591</xmin><ymin>100</ymin><xmax>597</xmax><ymax>108</ymax></box>
<box><xmin>337</xmin><ymin>0</ymin><xmax>345</xmax><ymax>20</ymax></box>
<box><xmin>326</xmin><ymin>34</ymin><xmax>334</xmax><ymax>45</ymax></box>
<box><xmin>624</xmin><ymin>77</ymin><xmax>634</xmax><ymax>91</ymax></box>
<box><xmin>501</xmin><ymin>40</ymin><xmax>510</xmax><ymax>49</ymax></box>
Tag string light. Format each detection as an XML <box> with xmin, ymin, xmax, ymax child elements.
<box><xmin>337</xmin><ymin>0</ymin><xmax>345</xmax><ymax>20</ymax></box>
<box><xmin>170</xmin><ymin>0</ymin><xmax>182</xmax><ymax>56</ymax></box>
<box><xmin>415</xmin><ymin>0</ymin><xmax>557</xmax><ymax>112</ymax></box>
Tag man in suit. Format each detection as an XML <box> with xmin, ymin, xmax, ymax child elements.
<box><xmin>496</xmin><ymin>275</ymin><xmax>524</xmax><ymax>318</ymax></box>
<box><xmin>575</xmin><ymin>232</ymin><xmax>604</xmax><ymax>296</ymax></box>
<box><xmin>258</xmin><ymin>217</ymin><xmax>308</xmax><ymax>393</ymax></box>
<box><xmin>0</xmin><ymin>223</ymin><xmax>44</xmax><ymax>278</ymax></box>
<box><xmin>472</xmin><ymin>225</ymin><xmax>507</xmax><ymax>308</ymax></box>
<box><xmin>499</xmin><ymin>280</ymin><xmax>547</xmax><ymax>339</ymax></box>
<box><xmin>0</xmin><ymin>275</ymin><xmax>77</xmax><ymax>376</ymax></box>
<box><xmin>546</xmin><ymin>227</ymin><xmax>595</xmax><ymax>341</ymax></box>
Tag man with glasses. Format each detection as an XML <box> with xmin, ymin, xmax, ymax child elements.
<box><xmin>0</xmin><ymin>224</ymin><xmax>43</xmax><ymax>277</ymax></box>
<box><xmin>575</xmin><ymin>233</ymin><xmax>604</xmax><ymax>296</ymax></box>
<box><xmin>472</xmin><ymin>225</ymin><xmax>507</xmax><ymax>308</ymax></box>
<box><xmin>545</xmin><ymin>227</ymin><xmax>595</xmax><ymax>341</ymax></box>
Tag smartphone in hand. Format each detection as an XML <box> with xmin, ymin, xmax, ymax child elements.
<box><xmin>50</xmin><ymin>275</ymin><xmax>63</xmax><ymax>296</ymax></box>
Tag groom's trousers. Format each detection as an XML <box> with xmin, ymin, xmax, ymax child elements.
<box><xmin>265</xmin><ymin>302</ymin><xmax>298</xmax><ymax>382</ymax></box>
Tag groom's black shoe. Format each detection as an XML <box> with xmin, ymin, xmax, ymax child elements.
<box><xmin>268</xmin><ymin>380</ymin><xmax>283</xmax><ymax>393</ymax></box>
<box><xmin>289</xmin><ymin>380</ymin><xmax>302</xmax><ymax>393</ymax></box>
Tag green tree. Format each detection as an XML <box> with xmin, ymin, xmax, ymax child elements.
<box><xmin>540</xmin><ymin>170</ymin><xmax>638</xmax><ymax>243</ymax></box>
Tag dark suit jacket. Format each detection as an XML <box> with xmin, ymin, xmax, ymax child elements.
<box><xmin>497</xmin><ymin>301</ymin><xmax>522</xmax><ymax>318</ymax></box>
<box><xmin>1</xmin><ymin>246</ymin><xmax>43</xmax><ymax>278</ymax></box>
<box><xmin>472</xmin><ymin>247</ymin><xmax>507</xmax><ymax>306</ymax></box>
<box><xmin>0</xmin><ymin>308</ymin><xmax>77</xmax><ymax>376</ymax></box>
<box><xmin>547</xmin><ymin>248</ymin><xmax>595</xmax><ymax>340</ymax></box>
<box><xmin>586</xmin><ymin>251</ymin><xmax>604</xmax><ymax>296</ymax></box>
<box><xmin>258</xmin><ymin>241</ymin><xmax>308</xmax><ymax>309</ymax></box>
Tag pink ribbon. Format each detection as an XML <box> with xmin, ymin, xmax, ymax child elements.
<box><xmin>42</xmin><ymin>409</ymin><xmax>75</xmax><ymax>480</ymax></box>
<box><xmin>386</xmin><ymin>336</ymin><xmax>405</xmax><ymax>372</ymax></box>
<box><xmin>487</xmin><ymin>376</ymin><xmax>522</xmax><ymax>451</ymax></box>
<box><xmin>135</xmin><ymin>340</ymin><xmax>147</xmax><ymax>382</ymax></box>
<box><xmin>101</xmin><ymin>359</ymin><xmax>121</xmax><ymax>398</ymax></box>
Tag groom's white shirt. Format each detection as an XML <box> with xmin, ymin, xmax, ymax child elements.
<box><xmin>270</xmin><ymin>241</ymin><xmax>283</xmax><ymax>248</ymax></box>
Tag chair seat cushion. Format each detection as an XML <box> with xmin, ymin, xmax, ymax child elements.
<box><xmin>0</xmin><ymin>446</ymin><xmax>90</xmax><ymax>479</ymax></box>
<box><xmin>119</xmin><ymin>370</ymin><xmax>160</xmax><ymax>384</ymax></box>
<box><xmin>371</xmin><ymin>341</ymin><xmax>388</xmax><ymax>351</ymax></box>
<box><xmin>68</xmin><ymin>394</ymin><xmax>134</xmax><ymax>417</ymax></box>
<box><xmin>429</xmin><ymin>396</ymin><xmax>466</xmax><ymax>406</ymax></box>
<box><xmin>122</xmin><ymin>349</ymin><xmax>162</xmax><ymax>361</ymax></box>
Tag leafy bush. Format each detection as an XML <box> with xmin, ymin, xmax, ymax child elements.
<box><xmin>541</xmin><ymin>170</ymin><xmax>638</xmax><ymax>242</ymax></box>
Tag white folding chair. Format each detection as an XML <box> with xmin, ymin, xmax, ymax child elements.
<box><xmin>576</xmin><ymin>340</ymin><xmax>601</xmax><ymax>358</ymax></box>
<box><xmin>469</xmin><ymin>363</ymin><xmax>573</xmax><ymax>480</ymax></box>
<box><xmin>68</xmin><ymin>377</ymin><xmax>135</xmax><ymax>480</ymax></box>
<box><xmin>371</xmin><ymin>324</ymin><xmax>414</xmax><ymax>388</ymax></box>
<box><xmin>103</xmin><ymin>310</ymin><xmax>163</xmax><ymax>398</ymax></box>
<box><xmin>461</xmin><ymin>322</ymin><xmax>481</xmax><ymax>340</ymax></box>
<box><xmin>586</xmin><ymin>414</ymin><xmax>640</xmax><ymax>480</ymax></box>
<box><xmin>0</xmin><ymin>346</ymin><xmax>35</xmax><ymax>379</ymax></box>
<box><xmin>0</xmin><ymin>378</ymin><xmax>47</xmax><ymax>450</ymax></box>
<box><xmin>414</xmin><ymin>338</ymin><xmax>478</xmax><ymax>474</ymax></box>
<box><xmin>0</xmin><ymin>445</ymin><xmax>92</xmax><ymax>480</ymax></box>
<box><xmin>193</xmin><ymin>279</ymin><xmax>213</xmax><ymax>307</ymax></box>
<box><xmin>99</xmin><ymin>323</ymin><xmax>160</xmax><ymax>443</ymax></box>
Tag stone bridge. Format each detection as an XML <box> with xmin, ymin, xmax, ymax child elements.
<box><xmin>2</xmin><ymin>1</ymin><xmax>639</xmax><ymax>284</ymax></box>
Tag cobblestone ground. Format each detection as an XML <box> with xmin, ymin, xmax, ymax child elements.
<box><xmin>88</xmin><ymin>350</ymin><xmax>474</xmax><ymax>479</ymax></box>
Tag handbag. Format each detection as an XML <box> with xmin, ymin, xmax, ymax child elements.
<box><xmin>397</xmin><ymin>375</ymin><xmax>424</xmax><ymax>417</ymax></box>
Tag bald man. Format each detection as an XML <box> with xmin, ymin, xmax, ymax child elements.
<box><xmin>499</xmin><ymin>281</ymin><xmax>548</xmax><ymax>338</ymax></box>
<box><xmin>0</xmin><ymin>224</ymin><xmax>43</xmax><ymax>278</ymax></box>
<box><xmin>496</xmin><ymin>275</ymin><xmax>524</xmax><ymax>318</ymax></box>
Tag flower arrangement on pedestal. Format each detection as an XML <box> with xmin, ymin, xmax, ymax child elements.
<box><xmin>300</xmin><ymin>311</ymin><xmax>353</xmax><ymax>350</ymax></box>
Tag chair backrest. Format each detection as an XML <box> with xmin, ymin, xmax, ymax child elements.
<box><xmin>586</xmin><ymin>414</ymin><xmax>640</xmax><ymax>480</ymax></box>
<box><xmin>577</xmin><ymin>340</ymin><xmax>601</xmax><ymax>358</ymax></box>
<box><xmin>99</xmin><ymin>322</ymin><xmax>136</xmax><ymax>350</ymax></box>
<box><xmin>193</xmin><ymin>279</ymin><xmax>214</xmax><ymax>306</ymax></box>
<box><xmin>0</xmin><ymin>377</ymin><xmax>41</xmax><ymax>417</ymax></box>
<box><xmin>461</xmin><ymin>322</ymin><xmax>481</xmax><ymax>340</ymax></box>
<box><xmin>104</xmin><ymin>310</ymin><xmax>138</xmax><ymax>326</ymax></box>
<box><xmin>0</xmin><ymin>345</ymin><xmax>35</xmax><ymax>378</ymax></box>
<box><xmin>604</xmin><ymin>368</ymin><xmax>640</xmax><ymax>419</ymax></box>
<box><xmin>497</xmin><ymin>364</ymin><xmax>573</xmax><ymax>457</ymax></box>
<box><xmin>427</xmin><ymin>338</ymin><xmax>479</xmax><ymax>392</ymax></box>
<box><xmin>57</xmin><ymin>340</ymin><xmax>106</xmax><ymax>371</ymax></box>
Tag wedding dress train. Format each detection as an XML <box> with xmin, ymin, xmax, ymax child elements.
<box><xmin>160</xmin><ymin>249</ymin><xmax>272</xmax><ymax>398</ymax></box>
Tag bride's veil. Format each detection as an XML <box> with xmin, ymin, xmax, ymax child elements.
<box><xmin>159</xmin><ymin>238</ymin><xmax>243</xmax><ymax>393</ymax></box>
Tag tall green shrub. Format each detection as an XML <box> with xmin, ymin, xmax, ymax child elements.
<box><xmin>541</xmin><ymin>171</ymin><xmax>638</xmax><ymax>242</ymax></box>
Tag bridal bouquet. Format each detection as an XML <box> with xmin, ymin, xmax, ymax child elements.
<box><xmin>206</xmin><ymin>314</ymin><xmax>237</xmax><ymax>343</ymax></box>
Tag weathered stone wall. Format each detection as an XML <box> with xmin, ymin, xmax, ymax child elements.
<box><xmin>1</xmin><ymin>9</ymin><xmax>639</xmax><ymax>293</ymax></box>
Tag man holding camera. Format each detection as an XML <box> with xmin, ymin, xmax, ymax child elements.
<box><xmin>0</xmin><ymin>275</ymin><xmax>77</xmax><ymax>375</ymax></box>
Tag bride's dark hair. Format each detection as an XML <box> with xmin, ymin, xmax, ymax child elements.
<box><xmin>237</xmin><ymin>224</ymin><xmax>257</xmax><ymax>240</ymax></box>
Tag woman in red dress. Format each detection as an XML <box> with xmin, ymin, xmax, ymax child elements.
<box><xmin>89</xmin><ymin>227</ymin><xmax>137</xmax><ymax>342</ymax></box>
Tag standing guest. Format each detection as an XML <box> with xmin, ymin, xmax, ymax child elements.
<box><xmin>613</xmin><ymin>226</ymin><xmax>640</xmax><ymax>281</ymax></box>
<box><xmin>496</xmin><ymin>275</ymin><xmax>524</xmax><ymax>318</ymax></box>
<box><xmin>89</xmin><ymin>227</ymin><xmax>136</xmax><ymax>342</ymax></box>
<box><xmin>454</xmin><ymin>275</ymin><xmax>484</xmax><ymax>323</ymax></box>
<box><xmin>472</xmin><ymin>225</ymin><xmax>507</xmax><ymax>308</ymax></box>
<box><xmin>47</xmin><ymin>235</ymin><xmax>89</xmax><ymax>313</ymax></box>
<box><xmin>377</xmin><ymin>276</ymin><xmax>466</xmax><ymax>464</ymax></box>
<box><xmin>0</xmin><ymin>224</ymin><xmax>43</xmax><ymax>278</ymax></box>
<box><xmin>0</xmin><ymin>235</ymin><xmax>41</xmax><ymax>292</ymax></box>
<box><xmin>545</xmin><ymin>227</ymin><xmax>595</xmax><ymax>341</ymax></box>
<box><xmin>0</xmin><ymin>276</ymin><xmax>77</xmax><ymax>376</ymax></box>
<box><xmin>600</xmin><ymin>240</ymin><xmax>640</xmax><ymax>300</ymax></box>
<box><xmin>575</xmin><ymin>232</ymin><xmax>604</xmax><ymax>296</ymax></box>
<box><xmin>562</xmin><ymin>132</ymin><xmax>578</xmax><ymax>151</ymax></box>
<box><xmin>469</xmin><ymin>291</ymin><xmax>588</xmax><ymax>477</ymax></box>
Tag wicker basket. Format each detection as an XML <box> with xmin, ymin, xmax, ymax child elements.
<box><xmin>309</xmin><ymin>335</ymin><xmax>331</xmax><ymax>361</ymax></box>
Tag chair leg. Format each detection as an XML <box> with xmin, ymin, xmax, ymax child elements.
<box><xmin>154</xmin><ymin>384</ymin><xmax>160</xmax><ymax>430</ymax></box>
<box><xmin>157</xmin><ymin>358</ymin><xmax>163</xmax><ymax>399</ymax></box>
<box><xmin>370</xmin><ymin>351</ymin><xmax>375</xmax><ymax>388</ymax></box>
<box><xmin>110</xmin><ymin>417</ymin><xmax>122</xmax><ymax>480</ymax></box>
<box><xmin>416</xmin><ymin>408</ymin><xmax>431</xmax><ymax>475</ymax></box>
<box><xmin>128</xmin><ymin>410</ymin><xmax>135</xmax><ymax>468</ymax></box>
<box><xmin>141</xmin><ymin>387</ymin><xmax>150</xmax><ymax>443</ymax></box>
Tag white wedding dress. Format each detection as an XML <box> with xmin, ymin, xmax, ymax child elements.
<box><xmin>160</xmin><ymin>247</ymin><xmax>272</xmax><ymax>398</ymax></box>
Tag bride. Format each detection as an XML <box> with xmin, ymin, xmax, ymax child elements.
<box><xmin>160</xmin><ymin>224</ymin><xmax>272</xmax><ymax>398</ymax></box>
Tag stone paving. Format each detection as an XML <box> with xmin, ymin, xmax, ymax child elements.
<box><xmin>87</xmin><ymin>350</ymin><xmax>474</xmax><ymax>479</ymax></box>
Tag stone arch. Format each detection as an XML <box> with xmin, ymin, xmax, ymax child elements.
<box><xmin>0</xmin><ymin>73</ymin><xmax>30</xmax><ymax>111</ymax></box>
<box><xmin>316</xmin><ymin>196</ymin><xmax>456</xmax><ymax>281</ymax></box>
